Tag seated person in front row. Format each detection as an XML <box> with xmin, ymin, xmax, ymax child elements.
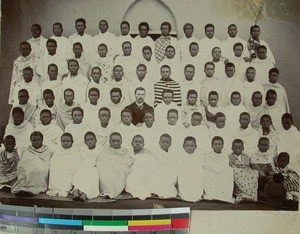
<box><xmin>125</xmin><ymin>135</ymin><xmax>158</xmax><ymax>200</ymax></box>
<box><xmin>72</xmin><ymin>131</ymin><xmax>101</xmax><ymax>201</ymax></box>
<box><xmin>35</xmin><ymin>109</ymin><xmax>63</xmax><ymax>151</ymax></box>
<box><xmin>47</xmin><ymin>132</ymin><xmax>81</xmax><ymax>197</ymax></box>
<box><xmin>251</xmin><ymin>137</ymin><xmax>275</xmax><ymax>193</ymax></box>
<box><xmin>96</xmin><ymin>132</ymin><xmax>133</xmax><ymax>199</ymax></box>
<box><xmin>12</xmin><ymin>131</ymin><xmax>52</xmax><ymax>197</ymax></box>
<box><xmin>0</xmin><ymin>136</ymin><xmax>19</xmax><ymax>190</ymax></box>
<box><xmin>275</xmin><ymin>152</ymin><xmax>299</xmax><ymax>201</ymax></box>
<box><xmin>203</xmin><ymin>136</ymin><xmax>234</xmax><ymax>203</ymax></box>
<box><xmin>5</xmin><ymin>107</ymin><xmax>34</xmax><ymax>148</ymax></box>
<box><xmin>147</xmin><ymin>134</ymin><xmax>178</xmax><ymax>199</ymax></box>
<box><xmin>228</xmin><ymin>139</ymin><xmax>259</xmax><ymax>202</ymax></box>
<box><xmin>178</xmin><ymin>136</ymin><xmax>205</xmax><ymax>202</ymax></box>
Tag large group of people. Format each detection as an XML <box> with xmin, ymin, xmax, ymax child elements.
<box><xmin>0</xmin><ymin>18</ymin><xmax>299</xmax><ymax>205</ymax></box>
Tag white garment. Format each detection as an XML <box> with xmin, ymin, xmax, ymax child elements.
<box><xmin>186</xmin><ymin>124</ymin><xmax>210</xmax><ymax>154</ymax></box>
<box><xmin>94</xmin><ymin>122</ymin><xmax>114</xmax><ymax>149</ymax></box>
<box><xmin>178</xmin><ymin>36</ymin><xmax>200</xmax><ymax>60</ymax></box>
<box><xmin>251</xmin><ymin>58</ymin><xmax>274</xmax><ymax>85</ymax></box>
<box><xmin>27</xmin><ymin>36</ymin><xmax>47</xmax><ymax>59</ymax></box>
<box><xmin>221</xmin><ymin>36</ymin><xmax>248</xmax><ymax>59</ymax></box>
<box><xmin>93</xmin><ymin>31</ymin><xmax>118</xmax><ymax>58</ymax></box>
<box><xmin>114</xmin><ymin>54</ymin><xmax>141</xmax><ymax>81</ymax></box>
<box><xmin>134</xmin><ymin>35</ymin><xmax>155</xmax><ymax>60</ymax></box>
<box><xmin>50</xmin><ymin>35</ymin><xmax>69</xmax><ymax>59</ymax></box>
<box><xmin>12</xmin><ymin>80</ymin><xmax>42</xmax><ymax>107</ymax></box>
<box><xmin>221</xmin><ymin>76</ymin><xmax>245</xmax><ymax>107</ymax></box>
<box><xmin>68</xmin><ymin>33</ymin><xmax>95</xmax><ymax>62</ymax></box>
<box><xmin>233</xmin><ymin>126</ymin><xmax>260</xmax><ymax>155</ymax></box>
<box><xmin>198</xmin><ymin>37</ymin><xmax>221</xmax><ymax>61</ymax></box>
<box><xmin>224</xmin><ymin>104</ymin><xmax>247</xmax><ymax>130</ymax></box>
<box><xmin>244</xmin><ymin>81</ymin><xmax>265</xmax><ymax>108</ymax></box>
<box><xmin>159</xmin><ymin>57</ymin><xmax>183</xmax><ymax>82</ymax></box>
<box><xmin>200</xmin><ymin>76</ymin><xmax>223</xmax><ymax>107</ymax></box>
<box><xmin>64</xmin><ymin>122</ymin><xmax>91</xmax><ymax>148</ymax></box>
<box><xmin>228</xmin><ymin>56</ymin><xmax>250</xmax><ymax>81</ymax></box>
<box><xmin>209</xmin><ymin>126</ymin><xmax>234</xmax><ymax>154</ymax></box>
<box><xmin>155</xmin><ymin>101</ymin><xmax>181</xmax><ymax>125</ymax></box>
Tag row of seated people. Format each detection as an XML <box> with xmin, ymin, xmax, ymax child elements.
<box><xmin>0</xmin><ymin>130</ymin><xmax>298</xmax><ymax>203</ymax></box>
<box><xmin>9</xmin><ymin>59</ymin><xmax>289</xmax><ymax>131</ymax></box>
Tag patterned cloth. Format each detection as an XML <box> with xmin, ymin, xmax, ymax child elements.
<box><xmin>275</xmin><ymin>166</ymin><xmax>299</xmax><ymax>193</ymax></box>
<box><xmin>154</xmin><ymin>36</ymin><xmax>171</xmax><ymax>63</ymax></box>
<box><xmin>0</xmin><ymin>148</ymin><xmax>19</xmax><ymax>188</ymax></box>
<box><xmin>228</xmin><ymin>153</ymin><xmax>259</xmax><ymax>201</ymax></box>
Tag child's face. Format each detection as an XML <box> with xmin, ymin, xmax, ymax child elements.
<box><xmin>72</xmin><ymin>110</ymin><xmax>83</xmax><ymax>124</ymax></box>
<box><xmin>187</xmin><ymin>94</ymin><xmax>197</xmax><ymax>106</ymax></box>
<box><xmin>98</xmin><ymin>45</ymin><xmax>108</xmax><ymax>57</ymax></box>
<box><xmin>4</xmin><ymin>139</ymin><xmax>16</xmax><ymax>153</ymax></box>
<box><xmin>99</xmin><ymin>21</ymin><xmax>108</xmax><ymax>33</ymax></box>
<box><xmin>122</xmin><ymin>43</ymin><xmax>132</xmax><ymax>56</ymax></box>
<box><xmin>73</xmin><ymin>45</ymin><xmax>83</xmax><ymax>57</ymax></box>
<box><xmin>260</xmin><ymin>117</ymin><xmax>271</xmax><ymax>129</ymax></box>
<box><xmin>269</xmin><ymin>72</ymin><xmax>279</xmax><ymax>83</ymax></box>
<box><xmin>162</xmin><ymin>92</ymin><xmax>173</xmax><ymax>105</ymax></box>
<box><xmin>53</xmin><ymin>24</ymin><xmax>63</xmax><ymax>36</ymax></box>
<box><xmin>225</xmin><ymin>66</ymin><xmax>235</xmax><ymax>78</ymax></box>
<box><xmin>205</xmin><ymin>26</ymin><xmax>214</xmax><ymax>39</ymax></box>
<box><xmin>165</xmin><ymin>47</ymin><xmax>175</xmax><ymax>59</ymax></box>
<box><xmin>277</xmin><ymin>156</ymin><xmax>289</xmax><ymax>169</ymax></box>
<box><xmin>18</xmin><ymin>91</ymin><xmax>29</xmax><ymax>105</ymax></box>
<box><xmin>167</xmin><ymin>112</ymin><xmax>178</xmax><ymax>125</ymax></box>
<box><xmin>234</xmin><ymin>45</ymin><xmax>243</xmax><ymax>57</ymax></box>
<box><xmin>68</xmin><ymin>61</ymin><xmax>79</xmax><ymax>74</ymax></box>
<box><xmin>110</xmin><ymin>135</ymin><xmax>122</xmax><ymax>149</ymax></box>
<box><xmin>120</xmin><ymin>23</ymin><xmax>130</xmax><ymax>36</ymax></box>
<box><xmin>113</xmin><ymin>66</ymin><xmax>124</xmax><ymax>80</ymax></box>
<box><xmin>40</xmin><ymin>112</ymin><xmax>52</xmax><ymax>125</ymax></box>
<box><xmin>184</xmin><ymin>24</ymin><xmax>193</xmax><ymax>38</ymax></box>
<box><xmin>161</xmin><ymin>24</ymin><xmax>171</xmax><ymax>36</ymax></box>
<box><xmin>191</xmin><ymin>114</ymin><xmax>202</xmax><ymax>126</ymax></box>
<box><xmin>246</xmin><ymin>69</ymin><xmax>256</xmax><ymax>82</ymax></box>
<box><xmin>46</xmin><ymin>42</ymin><xmax>57</xmax><ymax>55</ymax></box>
<box><xmin>91</xmin><ymin>68</ymin><xmax>101</xmax><ymax>82</ymax></box>
<box><xmin>136</xmin><ymin>66</ymin><xmax>147</xmax><ymax>79</ymax></box>
<box><xmin>61</xmin><ymin>136</ymin><xmax>73</xmax><ymax>149</ymax></box>
<box><xmin>161</xmin><ymin>67</ymin><xmax>171</xmax><ymax>79</ymax></box>
<box><xmin>75</xmin><ymin>21</ymin><xmax>86</xmax><ymax>35</ymax></box>
<box><xmin>204</xmin><ymin>64</ymin><xmax>215</xmax><ymax>77</ymax></box>
<box><xmin>257</xmin><ymin>48</ymin><xmax>267</xmax><ymax>59</ymax></box>
<box><xmin>88</xmin><ymin>91</ymin><xmax>99</xmax><ymax>104</ymax></box>
<box><xmin>85</xmin><ymin>134</ymin><xmax>97</xmax><ymax>149</ymax></box>
<box><xmin>98</xmin><ymin>110</ymin><xmax>111</xmax><ymax>125</ymax></box>
<box><xmin>258</xmin><ymin>140</ymin><xmax>269</xmax><ymax>152</ymax></box>
<box><xmin>281</xmin><ymin>117</ymin><xmax>292</xmax><ymax>130</ymax></box>
<box><xmin>183</xmin><ymin>140</ymin><xmax>197</xmax><ymax>154</ymax></box>
<box><xmin>110</xmin><ymin>92</ymin><xmax>122</xmax><ymax>104</ymax></box>
<box><xmin>121</xmin><ymin>112</ymin><xmax>132</xmax><ymax>125</ymax></box>
<box><xmin>23</xmin><ymin>70</ymin><xmax>33</xmax><ymax>83</ymax></box>
<box><xmin>48</xmin><ymin>66</ymin><xmax>58</xmax><ymax>79</ymax></box>
<box><xmin>31</xmin><ymin>135</ymin><xmax>43</xmax><ymax>149</ymax></box>
<box><xmin>43</xmin><ymin>94</ymin><xmax>54</xmax><ymax>107</ymax></box>
<box><xmin>252</xmin><ymin>93</ymin><xmax>262</xmax><ymax>107</ymax></box>
<box><xmin>189</xmin><ymin>44</ymin><xmax>199</xmax><ymax>57</ymax></box>
<box><xmin>212</xmin><ymin>48</ymin><xmax>221</xmax><ymax>60</ymax></box>
<box><xmin>20</xmin><ymin>44</ymin><xmax>31</xmax><ymax>57</ymax></box>
<box><xmin>266</xmin><ymin>94</ymin><xmax>277</xmax><ymax>106</ymax></box>
<box><xmin>251</xmin><ymin>27</ymin><xmax>260</xmax><ymax>38</ymax></box>
<box><xmin>208</xmin><ymin>94</ymin><xmax>218</xmax><ymax>107</ymax></box>
<box><xmin>31</xmin><ymin>25</ymin><xmax>41</xmax><ymax>38</ymax></box>
<box><xmin>239</xmin><ymin>114</ymin><xmax>250</xmax><ymax>129</ymax></box>
<box><xmin>143</xmin><ymin>112</ymin><xmax>154</xmax><ymax>127</ymax></box>
<box><xmin>139</xmin><ymin>25</ymin><xmax>148</xmax><ymax>38</ymax></box>
<box><xmin>216</xmin><ymin>116</ymin><xmax>226</xmax><ymax>128</ymax></box>
<box><xmin>159</xmin><ymin>136</ymin><xmax>171</xmax><ymax>152</ymax></box>
<box><xmin>12</xmin><ymin>113</ymin><xmax>24</xmax><ymax>126</ymax></box>
<box><xmin>64</xmin><ymin>91</ymin><xmax>74</xmax><ymax>104</ymax></box>
<box><xmin>230</xmin><ymin>94</ymin><xmax>241</xmax><ymax>106</ymax></box>
<box><xmin>212</xmin><ymin>139</ymin><xmax>223</xmax><ymax>154</ymax></box>
<box><xmin>142</xmin><ymin>49</ymin><xmax>152</xmax><ymax>61</ymax></box>
<box><xmin>132</xmin><ymin>136</ymin><xmax>144</xmax><ymax>152</ymax></box>
<box><xmin>232</xmin><ymin>142</ymin><xmax>244</xmax><ymax>156</ymax></box>
<box><xmin>228</xmin><ymin>25</ymin><xmax>237</xmax><ymax>37</ymax></box>
<box><xmin>184</xmin><ymin>67</ymin><xmax>195</xmax><ymax>81</ymax></box>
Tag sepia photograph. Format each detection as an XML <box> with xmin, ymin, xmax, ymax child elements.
<box><xmin>0</xmin><ymin>0</ymin><xmax>299</xmax><ymax>222</ymax></box>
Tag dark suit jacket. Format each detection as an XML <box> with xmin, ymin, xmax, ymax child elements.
<box><xmin>125</xmin><ymin>102</ymin><xmax>154</xmax><ymax>125</ymax></box>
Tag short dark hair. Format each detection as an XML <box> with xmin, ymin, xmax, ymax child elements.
<box><xmin>234</xmin><ymin>42</ymin><xmax>243</xmax><ymax>50</ymax></box>
<box><xmin>187</xmin><ymin>89</ymin><xmax>198</xmax><ymax>97</ymax></box>
<box><xmin>61</xmin><ymin>132</ymin><xmax>73</xmax><ymax>141</ymax></box>
<box><xmin>183</xmin><ymin>136</ymin><xmax>196</xmax><ymax>145</ymax></box>
<box><xmin>161</xmin><ymin>22</ymin><xmax>172</xmax><ymax>31</ymax></box>
<box><xmin>99</xmin><ymin>107</ymin><xmax>111</xmax><ymax>115</ymax></box>
<box><xmin>20</xmin><ymin>41</ymin><xmax>31</xmax><ymax>49</ymax></box>
<box><xmin>281</xmin><ymin>113</ymin><xmax>293</xmax><ymax>123</ymax></box>
<box><xmin>75</xmin><ymin>18</ymin><xmax>86</xmax><ymax>26</ymax></box>
<box><xmin>110</xmin><ymin>132</ymin><xmax>122</xmax><ymax>140</ymax></box>
<box><xmin>120</xmin><ymin>21</ymin><xmax>130</xmax><ymax>28</ymax></box>
<box><xmin>30</xmin><ymin>131</ymin><xmax>44</xmax><ymax>141</ymax></box>
<box><xmin>110</xmin><ymin>87</ymin><xmax>122</xmax><ymax>96</ymax></box>
<box><xmin>269</xmin><ymin>68</ymin><xmax>279</xmax><ymax>76</ymax></box>
<box><xmin>72</xmin><ymin>107</ymin><xmax>84</xmax><ymax>116</ymax></box>
<box><xmin>47</xmin><ymin>38</ymin><xmax>57</xmax><ymax>46</ymax></box>
<box><xmin>212</xmin><ymin>136</ymin><xmax>223</xmax><ymax>145</ymax></box>
<box><xmin>12</xmin><ymin>107</ymin><xmax>24</xmax><ymax>116</ymax></box>
<box><xmin>232</xmin><ymin>138</ymin><xmax>244</xmax><ymax>146</ymax></box>
<box><xmin>138</xmin><ymin>22</ymin><xmax>149</xmax><ymax>31</ymax></box>
<box><xmin>167</xmin><ymin>108</ymin><xmax>178</xmax><ymax>117</ymax></box>
<box><xmin>88</xmin><ymin>87</ymin><xmax>100</xmax><ymax>96</ymax></box>
<box><xmin>205</xmin><ymin>23</ymin><xmax>214</xmax><ymax>30</ymax></box>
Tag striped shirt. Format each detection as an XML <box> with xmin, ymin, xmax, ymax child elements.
<box><xmin>154</xmin><ymin>79</ymin><xmax>182</xmax><ymax>107</ymax></box>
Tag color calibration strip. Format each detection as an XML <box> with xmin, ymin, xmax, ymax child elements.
<box><xmin>0</xmin><ymin>205</ymin><xmax>190</xmax><ymax>232</ymax></box>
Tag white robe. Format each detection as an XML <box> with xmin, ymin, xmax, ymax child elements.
<box><xmin>244</xmin><ymin>80</ymin><xmax>265</xmax><ymax>108</ymax></box>
<box><xmin>198</xmin><ymin>37</ymin><xmax>221</xmax><ymax>61</ymax></box>
<box><xmin>62</xmin><ymin>74</ymin><xmax>88</xmax><ymax>105</ymax></box>
<box><xmin>228</xmin><ymin>56</ymin><xmax>250</xmax><ymax>81</ymax></box>
<box><xmin>4</xmin><ymin>121</ymin><xmax>34</xmax><ymax>148</ymax></box>
<box><xmin>203</xmin><ymin>151</ymin><xmax>234</xmax><ymax>203</ymax></box>
<box><xmin>224</xmin><ymin>104</ymin><xmax>247</xmax><ymax>130</ymax></box>
<box><xmin>50</xmin><ymin>35</ymin><xmax>69</xmax><ymax>59</ymax></box>
<box><xmin>233</xmin><ymin>126</ymin><xmax>260</xmax><ymax>155</ymax></box>
<box><xmin>209</xmin><ymin>126</ymin><xmax>234</xmax><ymax>154</ymax></box>
<box><xmin>93</xmin><ymin>31</ymin><xmax>118</xmax><ymax>58</ymax></box>
<box><xmin>221</xmin><ymin>36</ymin><xmax>248</xmax><ymax>59</ymax></box>
<box><xmin>94</xmin><ymin>122</ymin><xmax>114</xmax><ymax>149</ymax></box>
<box><xmin>114</xmin><ymin>54</ymin><xmax>141</xmax><ymax>82</ymax></box>
<box><xmin>200</xmin><ymin>77</ymin><xmax>223</xmax><ymax>107</ymax></box>
<box><xmin>221</xmin><ymin>77</ymin><xmax>245</xmax><ymax>107</ymax></box>
<box><xmin>125</xmin><ymin>148</ymin><xmax>158</xmax><ymax>200</ymax></box>
<box><xmin>113</xmin><ymin>123</ymin><xmax>138</xmax><ymax>150</ymax></box>
<box><xmin>178</xmin><ymin>149</ymin><xmax>205</xmax><ymax>202</ymax></box>
<box><xmin>47</xmin><ymin>146</ymin><xmax>82</xmax><ymax>197</ymax></box>
<box><xmin>137</xmin><ymin>123</ymin><xmax>162</xmax><ymax>152</ymax></box>
<box><xmin>251</xmin><ymin>58</ymin><xmax>274</xmax><ymax>85</ymax></box>
<box><xmin>64</xmin><ymin>122</ymin><xmax>91</xmax><ymax>148</ymax></box>
<box><xmin>159</xmin><ymin>57</ymin><xmax>183</xmax><ymax>83</ymax></box>
<box><xmin>68</xmin><ymin>33</ymin><xmax>95</xmax><ymax>62</ymax></box>
<box><xmin>72</xmin><ymin>145</ymin><xmax>101</xmax><ymax>199</ymax></box>
<box><xmin>155</xmin><ymin>101</ymin><xmax>181</xmax><ymax>125</ymax></box>
<box><xmin>134</xmin><ymin>35</ymin><xmax>155</xmax><ymax>60</ymax></box>
<box><xmin>186</xmin><ymin>125</ymin><xmax>210</xmax><ymax>154</ymax></box>
<box><xmin>178</xmin><ymin>36</ymin><xmax>200</xmax><ymax>60</ymax></box>
<box><xmin>12</xmin><ymin>80</ymin><xmax>42</xmax><ymax>107</ymax></box>
<box><xmin>27</xmin><ymin>36</ymin><xmax>47</xmax><ymax>59</ymax></box>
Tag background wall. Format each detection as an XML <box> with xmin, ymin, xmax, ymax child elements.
<box><xmin>1</xmin><ymin>0</ymin><xmax>300</xmax><ymax>137</ymax></box>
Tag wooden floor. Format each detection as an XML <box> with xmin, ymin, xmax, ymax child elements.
<box><xmin>0</xmin><ymin>191</ymin><xmax>298</xmax><ymax>211</ymax></box>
